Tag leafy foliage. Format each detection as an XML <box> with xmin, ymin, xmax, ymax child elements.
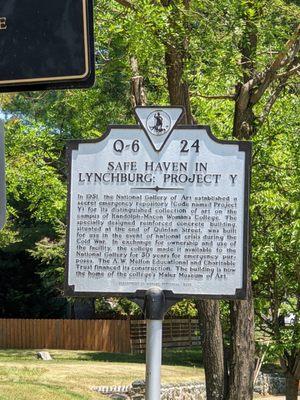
<box><xmin>0</xmin><ymin>2</ymin><xmax>298</xmax><ymax>375</ymax></box>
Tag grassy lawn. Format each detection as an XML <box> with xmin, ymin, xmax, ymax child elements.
<box><xmin>0</xmin><ymin>349</ymin><xmax>204</xmax><ymax>400</ymax></box>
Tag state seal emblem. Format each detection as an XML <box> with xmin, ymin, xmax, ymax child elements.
<box><xmin>146</xmin><ymin>110</ymin><xmax>171</xmax><ymax>136</ymax></box>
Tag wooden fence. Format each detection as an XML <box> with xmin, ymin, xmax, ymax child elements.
<box><xmin>130</xmin><ymin>319</ymin><xmax>200</xmax><ymax>353</ymax></box>
<box><xmin>0</xmin><ymin>318</ymin><xmax>200</xmax><ymax>353</ymax></box>
<box><xmin>0</xmin><ymin>319</ymin><xmax>131</xmax><ymax>353</ymax></box>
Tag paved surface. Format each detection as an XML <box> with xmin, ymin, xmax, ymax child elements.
<box><xmin>256</xmin><ymin>397</ymin><xmax>300</xmax><ymax>399</ymax></box>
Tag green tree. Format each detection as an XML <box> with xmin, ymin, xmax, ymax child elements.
<box><xmin>251</xmin><ymin>95</ymin><xmax>300</xmax><ymax>399</ymax></box>
<box><xmin>0</xmin><ymin>119</ymin><xmax>67</xmax><ymax>317</ymax></box>
<box><xmin>1</xmin><ymin>1</ymin><xmax>299</xmax><ymax>399</ymax></box>
<box><xmin>104</xmin><ymin>1</ymin><xmax>299</xmax><ymax>398</ymax></box>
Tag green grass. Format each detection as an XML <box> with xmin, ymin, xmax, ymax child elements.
<box><xmin>0</xmin><ymin>349</ymin><xmax>204</xmax><ymax>400</ymax></box>
<box><xmin>0</xmin><ymin>348</ymin><xmax>203</xmax><ymax>366</ymax></box>
<box><xmin>0</xmin><ymin>382</ymin><xmax>86</xmax><ymax>400</ymax></box>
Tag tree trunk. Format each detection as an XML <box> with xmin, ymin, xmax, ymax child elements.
<box><xmin>286</xmin><ymin>373</ymin><xmax>299</xmax><ymax>400</ymax></box>
<box><xmin>226</xmin><ymin>7</ymin><xmax>257</xmax><ymax>396</ymax></box>
<box><xmin>164</xmin><ymin>20</ymin><xmax>224</xmax><ymax>400</ymax></box>
<box><xmin>130</xmin><ymin>56</ymin><xmax>147</xmax><ymax>107</ymax></box>
<box><xmin>233</xmin><ymin>87</ymin><xmax>255</xmax><ymax>139</ymax></box>
<box><xmin>227</xmin><ymin>193</ymin><xmax>255</xmax><ymax>400</ymax></box>
<box><xmin>197</xmin><ymin>300</ymin><xmax>225</xmax><ymax>400</ymax></box>
<box><xmin>227</xmin><ymin>291</ymin><xmax>255</xmax><ymax>399</ymax></box>
<box><xmin>161</xmin><ymin>4</ymin><xmax>224</xmax><ymax>400</ymax></box>
<box><xmin>164</xmin><ymin>45</ymin><xmax>193</xmax><ymax>124</ymax></box>
<box><xmin>229</xmin><ymin>110</ymin><xmax>255</xmax><ymax>400</ymax></box>
<box><xmin>283</xmin><ymin>348</ymin><xmax>300</xmax><ymax>400</ymax></box>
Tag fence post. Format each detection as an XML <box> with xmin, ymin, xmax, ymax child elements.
<box><xmin>126</xmin><ymin>319</ymin><xmax>132</xmax><ymax>354</ymax></box>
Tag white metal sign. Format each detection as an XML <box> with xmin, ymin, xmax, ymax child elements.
<box><xmin>0</xmin><ymin>121</ymin><xmax>5</xmax><ymax>230</ymax></box>
<box><xmin>65</xmin><ymin>107</ymin><xmax>251</xmax><ymax>299</ymax></box>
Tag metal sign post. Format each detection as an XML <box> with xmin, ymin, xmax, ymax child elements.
<box><xmin>144</xmin><ymin>288</ymin><xmax>166</xmax><ymax>400</ymax></box>
<box><xmin>145</xmin><ymin>319</ymin><xmax>162</xmax><ymax>400</ymax></box>
<box><xmin>0</xmin><ymin>121</ymin><xmax>5</xmax><ymax>230</ymax></box>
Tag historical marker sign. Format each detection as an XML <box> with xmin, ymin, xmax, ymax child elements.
<box><xmin>65</xmin><ymin>107</ymin><xmax>251</xmax><ymax>299</ymax></box>
<box><xmin>0</xmin><ymin>121</ymin><xmax>5</xmax><ymax>230</ymax></box>
<box><xmin>0</xmin><ymin>0</ymin><xmax>94</xmax><ymax>92</ymax></box>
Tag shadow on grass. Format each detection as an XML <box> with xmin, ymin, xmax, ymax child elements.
<box><xmin>0</xmin><ymin>348</ymin><xmax>203</xmax><ymax>368</ymax></box>
<box><xmin>0</xmin><ymin>349</ymin><xmax>37</xmax><ymax>359</ymax></box>
<box><xmin>77</xmin><ymin>348</ymin><xmax>203</xmax><ymax>368</ymax></box>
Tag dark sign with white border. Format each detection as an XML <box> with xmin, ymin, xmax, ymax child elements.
<box><xmin>0</xmin><ymin>122</ymin><xmax>5</xmax><ymax>230</ymax></box>
<box><xmin>65</xmin><ymin>107</ymin><xmax>251</xmax><ymax>300</ymax></box>
<box><xmin>0</xmin><ymin>0</ymin><xmax>94</xmax><ymax>92</ymax></box>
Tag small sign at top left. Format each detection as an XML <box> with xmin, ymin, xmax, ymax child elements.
<box><xmin>0</xmin><ymin>0</ymin><xmax>94</xmax><ymax>92</ymax></box>
<box><xmin>0</xmin><ymin>122</ymin><xmax>5</xmax><ymax>230</ymax></box>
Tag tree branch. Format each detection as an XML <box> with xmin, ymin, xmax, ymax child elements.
<box><xmin>250</xmin><ymin>24</ymin><xmax>300</xmax><ymax>105</ymax></box>
<box><xmin>258</xmin><ymin>78</ymin><xmax>288</xmax><ymax>125</ymax></box>
<box><xmin>275</xmin><ymin>63</ymin><xmax>300</xmax><ymax>79</ymax></box>
<box><xmin>198</xmin><ymin>93</ymin><xmax>236</xmax><ymax>100</ymax></box>
<box><xmin>266</xmin><ymin>24</ymin><xmax>300</xmax><ymax>73</ymax></box>
<box><xmin>114</xmin><ymin>0</ymin><xmax>135</xmax><ymax>10</ymax></box>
